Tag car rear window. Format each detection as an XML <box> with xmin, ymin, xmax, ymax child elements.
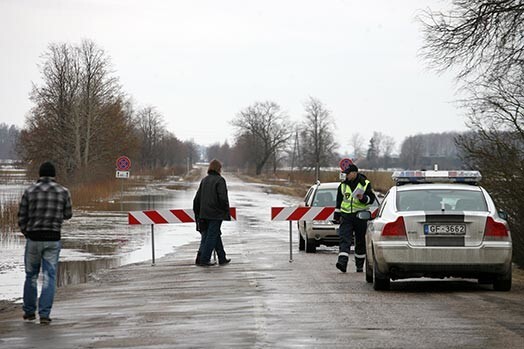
<box><xmin>312</xmin><ymin>189</ymin><xmax>337</xmax><ymax>207</ymax></box>
<box><xmin>396</xmin><ymin>189</ymin><xmax>488</xmax><ymax>212</ymax></box>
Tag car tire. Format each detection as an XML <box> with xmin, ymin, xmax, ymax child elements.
<box><xmin>305</xmin><ymin>232</ymin><xmax>316</xmax><ymax>253</ymax></box>
<box><xmin>298</xmin><ymin>231</ymin><xmax>305</xmax><ymax>251</ymax></box>
<box><xmin>373</xmin><ymin>252</ymin><xmax>390</xmax><ymax>291</ymax></box>
<box><xmin>493</xmin><ymin>265</ymin><xmax>512</xmax><ymax>291</ymax></box>
<box><xmin>365</xmin><ymin>257</ymin><xmax>373</xmax><ymax>283</ymax></box>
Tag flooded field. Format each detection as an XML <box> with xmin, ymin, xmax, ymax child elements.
<box><xmin>0</xmin><ymin>161</ymin><xmax>203</xmax><ymax>302</ymax></box>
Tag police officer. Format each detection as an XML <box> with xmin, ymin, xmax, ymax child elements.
<box><xmin>333</xmin><ymin>164</ymin><xmax>376</xmax><ymax>273</ymax></box>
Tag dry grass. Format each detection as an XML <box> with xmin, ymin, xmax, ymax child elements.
<box><xmin>238</xmin><ymin>169</ymin><xmax>394</xmax><ymax>198</ymax></box>
<box><xmin>0</xmin><ymin>197</ymin><xmax>19</xmax><ymax>233</ymax></box>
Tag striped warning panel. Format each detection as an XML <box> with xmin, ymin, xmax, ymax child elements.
<box><xmin>129</xmin><ymin>208</ymin><xmax>237</xmax><ymax>225</ymax></box>
<box><xmin>271</xmin><ymin>206</ymin><xmax>335</xmax><ymax>221</ymax></box>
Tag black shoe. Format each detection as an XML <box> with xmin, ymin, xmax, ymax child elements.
<box><xmin>40</xmin><ymin>317</ymin><xmax>52</xmax><ymax>325</ymax></box>
<box><xmin>336</xmin><ymin>262</ymin><xmax>347</xmax><ymax>273</ymax></box>
<box><xmin>195</xmin><ymin>251</ymin><xmax>201</xmax><ymax>265</ymax></box>
<box><xmin>356</xmin><ymin>267</ymin><xmax>363</xmax><ymax>273</ymax></box>
<box><xmin>197</xmin><ymin>261</ymin><xmax>216</xmax><ymax>267</ymax></box>
<box><xmin>219</xmin><ymin>258</ymin><xmax>231</xmax><ymax>265</ymax></box>
<box><xmin>23</xmin><ymin>313</ymin><xmax>36</xmax><ymax>321</ymax></box>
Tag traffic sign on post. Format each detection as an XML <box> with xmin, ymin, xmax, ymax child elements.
<box><xmin>339</xmin><ymin>158</ymin><xmax>353</xmax><ymax>171</ymax></box>
<box><xmin>116</xmin><ymin>156</ymin><xmax>131</xmax><ymax>171</ymax></box>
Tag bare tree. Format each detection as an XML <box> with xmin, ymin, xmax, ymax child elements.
<box><xmin>77</xmin><ymin>39</ymin><xmax>121</xmax><ymax>167</ymax></box>
<box><xmin>299</xmin><ymin>97</ymin><xmax>338</xmax><ymax>180</ymax></box>
<box><xmin>349</xmin><ymin>132</ymin><xmax>365</xmax><ymax>159</ymax></box>
<box><xmin>421</xmin><ymin>1</ymin><xmax>524</xmax><ymax>263</ymax></box>
<box><xmin>400</xmin><ymin>135</ymin><xmax>424</xmax><ymax>169</ymax></box>
<box><xmin>135</xmin><ymin>106</ymin><xmax>165</xmax><ymax>169</ymax></box>
<box><xmin>231</xmin><ymin>101</ymin><xmax>292</xmax><ymax>175</ymax></box>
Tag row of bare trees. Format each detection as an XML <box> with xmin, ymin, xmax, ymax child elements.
<box><xmin>421</xmin><ymin>0</ymin><xmax>524</xmax><ymax>265</ymax></box>
<box><xmin>19</xmin><ymin>40</ymin><xmax>194</xmax><ymax>182</ymax></box>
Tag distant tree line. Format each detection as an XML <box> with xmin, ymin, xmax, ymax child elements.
<box><xmin>0</xmin><ymin>123</ymin><xmax>20</xmax><ymax>159</ymax></box>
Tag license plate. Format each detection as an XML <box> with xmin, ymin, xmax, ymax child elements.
<box><xmin>424</xmin><ymin>224</ymin><xmax>466</xmax><ymax>235</ymax></box>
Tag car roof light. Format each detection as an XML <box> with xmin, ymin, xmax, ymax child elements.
<box><xmin>392</xmin><ymin>170</ymin><xmax>481</xmax><ymax>185</ymax></box>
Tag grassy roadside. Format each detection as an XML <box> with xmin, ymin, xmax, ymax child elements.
<box><xmin>237</xmin><ymin>169</ymin><xmax>395</xmax><ymax>199</ymax></box>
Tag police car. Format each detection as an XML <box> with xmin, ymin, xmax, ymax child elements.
<box><xmin>365</xmin><ymin>170</ymin><xmax>512</xmax><ymax>291</ymax></box>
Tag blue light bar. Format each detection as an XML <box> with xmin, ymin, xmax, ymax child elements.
<box><xmin>392</xmin><ymin>170</ymin><xmax>482</xmax><ymax>184</ymax></box>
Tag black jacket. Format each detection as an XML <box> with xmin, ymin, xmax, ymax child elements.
<box><xmin>193</xmin><ymin>171</ymin><xmax>231</xmax><ymax>221</ymax></box>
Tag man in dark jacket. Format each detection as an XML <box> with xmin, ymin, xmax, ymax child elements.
<box><xmin>333</xmin><ymin>164</ymin><xmax>376</xmax><ymax>273</ymax></box>
<box><xmin>18</xmin><ymin>161</ymin><xmax>72</xmax><ymax>324</ymax></box>
<box><xmin>193</xmin><ymin>159</ymin><xmax>231</xmax><ymax>266</ymax></box>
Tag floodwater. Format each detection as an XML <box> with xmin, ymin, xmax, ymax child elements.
<box><xmin>0</xmin><ymin>163</ymin><xmax>301</xmax><ymax>302</ymax></box>
<box><xmin>0</xmin><ymin>163</ymin><xmax>200</xmax><ymax>302</ymax></box>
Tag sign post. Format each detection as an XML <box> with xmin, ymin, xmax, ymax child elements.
<box><xmin>338</xmin><ymin>158</ymin><xmax>353</xmax><ymax>180</ymax></box>
<box><xmin>116</xmin><ymin>156</ymin><xmax>131</xmax><ymax>211</ymax></box>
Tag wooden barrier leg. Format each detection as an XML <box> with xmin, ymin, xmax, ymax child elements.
<box><xmin>289</xmin><ymin>221</ymin><xmax>293</xmax><ymax>263</ymax></box>
<box><xmin>151</xmin><ymin>224</ymin><xmax>156</xmax><ymax>266</ymax></box>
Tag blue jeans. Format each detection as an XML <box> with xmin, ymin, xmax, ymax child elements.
<box><xmin>23</xmin><ymin>240</ymin><xmax>61</xmax><ymax>318</ymax></box>
<box><xmin>200</xmin><ymin>220</ymin><xmax>227</xmax><ymax>263</ymax></box>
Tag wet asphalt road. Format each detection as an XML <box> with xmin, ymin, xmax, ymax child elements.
<box><xmin>0</xmin><ymin>176</ymin><xmax>523</xmax><ymax>348</ymax></box>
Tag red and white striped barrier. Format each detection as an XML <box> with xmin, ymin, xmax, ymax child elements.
<box><xmin>128</xmin><ymin>208</ymin><xmax>237</xmax><ymax>225</ymax></box>
<box><xmin>271</xmin><ymin>206</ymin><xmax>335</xmax><ymax>221</ymax></box>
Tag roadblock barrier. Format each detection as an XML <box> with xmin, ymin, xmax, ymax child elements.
<box><xmin>128</xmin><ymin>208</ymin><xmax>237</xmax><ymax>265</ymax></box>
<box><xmin>271</xmin><ymin>206</ymin><xmax>334</xmax><ymax>221</ymax></box>
<box><xmin>271</xmin><ymin>206</ymin><xmax>335</xmax><ymax>262</ymax></box>
<box><xmin>128</xmin><ymin>208</ymin><xmax>237</xmax><ymax>225</ymax></box>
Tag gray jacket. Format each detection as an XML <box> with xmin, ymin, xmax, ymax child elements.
<box><xmin>193</xmin><ymin>171</ymin><xmax>231</xmax><ymax>221</ymax></box>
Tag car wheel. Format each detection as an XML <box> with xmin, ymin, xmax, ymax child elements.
<box><xmin>373</xmin><ymin>252</ymin><xmax>390</xmax><ymax>291</ymax></box>
<box><xmin>298</xmin><ymin>231</ymin><xmax>305</xmax><ymax>251</ymax></box>
<box><xmin>365</xmin><ymin>257</ymin><xmax>373</xmax><ymax>283</ymax></box>
<box><xmin>493</xmin><ymin>265</ymin><xmax>512</xmax><ymax>291</ymax></box>
<box><xmin>305</xmin><ymin>232</ymin><xmax>316</xmax><ymax>253</ymax></box>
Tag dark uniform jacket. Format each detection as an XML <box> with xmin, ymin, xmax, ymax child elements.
<box><xmin>193</xmin><ymin>171</ymin><xmax>231</xmax><ymax>221</ymax></box>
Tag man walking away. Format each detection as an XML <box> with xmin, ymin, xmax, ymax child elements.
<box><xmin>193</xmin><ymin>159</ymin><xmax>231</xmax><ymax>267</ymax></box>
<box><xmin>18</xmin><ymin>161</ymin><xmax>72</xmax><ymax>324</ymax></box>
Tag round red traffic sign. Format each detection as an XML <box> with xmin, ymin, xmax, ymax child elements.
<box><xmin>116</xmin><ymin>156</ymin><xmax>131</xmax><ymax>171</ymax></box>
<box><xmin>339</xmin><ymin>158</ymin><xmax>353</xmax><ymax>171</ymax></box>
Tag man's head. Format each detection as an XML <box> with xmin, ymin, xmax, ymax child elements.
<box><xmin>207</xmin><ymin>159</ymin><xmax>222</xmax><ymax>174</ymax></box>
<box><xmin>343</xmin><ymin>164</ymin><xmax>358</xmax><ymax>181</ymax></box>
<box><xmin>39</xmin><ymin>161</ymin><xmax>56</xmax><ymax>178</ymax></box>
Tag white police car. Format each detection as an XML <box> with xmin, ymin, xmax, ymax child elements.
<box><xmin>365</xmin><ymin>170</ymin><xmax>512</xmax><ymax>291</ymax></box>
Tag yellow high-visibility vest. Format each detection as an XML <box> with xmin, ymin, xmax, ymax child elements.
<box><xmin>340</xmin><ymin>180</ymin><xmax>370</xmax><ymax>213</ymax></box>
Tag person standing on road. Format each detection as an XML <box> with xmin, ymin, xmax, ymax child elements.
<box><xmin>333</xmin><ymin>164</ymin><xmax>376</xmax><ymax>273</ymax></box>
<box><xmin>193</xmin><ymin>159</ymin><xmax>231</xmax><ymax>267</ymax></box>
<box><xmin>18</xmin><ymin>161</ymin><xmax>72</xmax><ymax>324</ymax></box>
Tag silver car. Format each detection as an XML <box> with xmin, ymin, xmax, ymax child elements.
<box><xmin>365</xmin><ymin>170</ymin><xmax>512</xmax><ymax>291</ymax></box>
<box><xmin>298</xmin><ymin>182</ymin><xmax>340</xmax><ymax>253</ymax></box>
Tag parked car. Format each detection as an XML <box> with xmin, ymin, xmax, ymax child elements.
<box><xmin>298</xmin><ymin>181</ymin><xmax>379</xmax><ymax>253</ymax></box>
<box><xmin>365</xmin><ymin>170</ymin><xmax>512</xmax><ymax>291</ymax></box>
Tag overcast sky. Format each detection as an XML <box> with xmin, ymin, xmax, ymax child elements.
<box><xmin>0</xmin><ymin>0</ymin><xmax>464</xmax><ymax>154</ymax></box>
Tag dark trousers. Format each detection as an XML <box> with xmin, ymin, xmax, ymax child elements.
<box><xmin>200</xmin><ymin>220</ymin><xmax>227</xmax><ymax>263</ymax></box>
<box><xmin>338</xmin><ymin>212</ymin><xmax>367</xmax><ymax>268</ymax></box>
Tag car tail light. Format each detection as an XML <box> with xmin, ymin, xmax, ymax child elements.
<box><xmin>371</xmin><ymin>208</ymin><xmax>379</xmax><ymax>219</ymax></box>
<box><xmin>484</xmin><ymin>216</ymin><xmax>510</xmax><ymax>240</ymax></box>
<box><xmin>381</xmin><ymin>216</ymin><xmax>407</xmax><ymax>239</ymax></box>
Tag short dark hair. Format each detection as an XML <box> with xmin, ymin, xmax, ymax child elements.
<box><xmin>39</xmin><ymin>161</ymin><xmax>56</xmax><ymax>177</ymax></box>
<box><xmin>208</xmin><ymin>159</ymin><xmax>222</xmax><ymax>174</ymax></box>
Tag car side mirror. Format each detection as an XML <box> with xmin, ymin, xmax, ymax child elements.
<box><xmin>356</xmin><ymin>210</ymin><xmax>372</xmax><ymax>220</ymax></box>
<box><xmin>498</xmin><ymin>210</ymin><xmax>508</xmax><ymax>220</ymax></box>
